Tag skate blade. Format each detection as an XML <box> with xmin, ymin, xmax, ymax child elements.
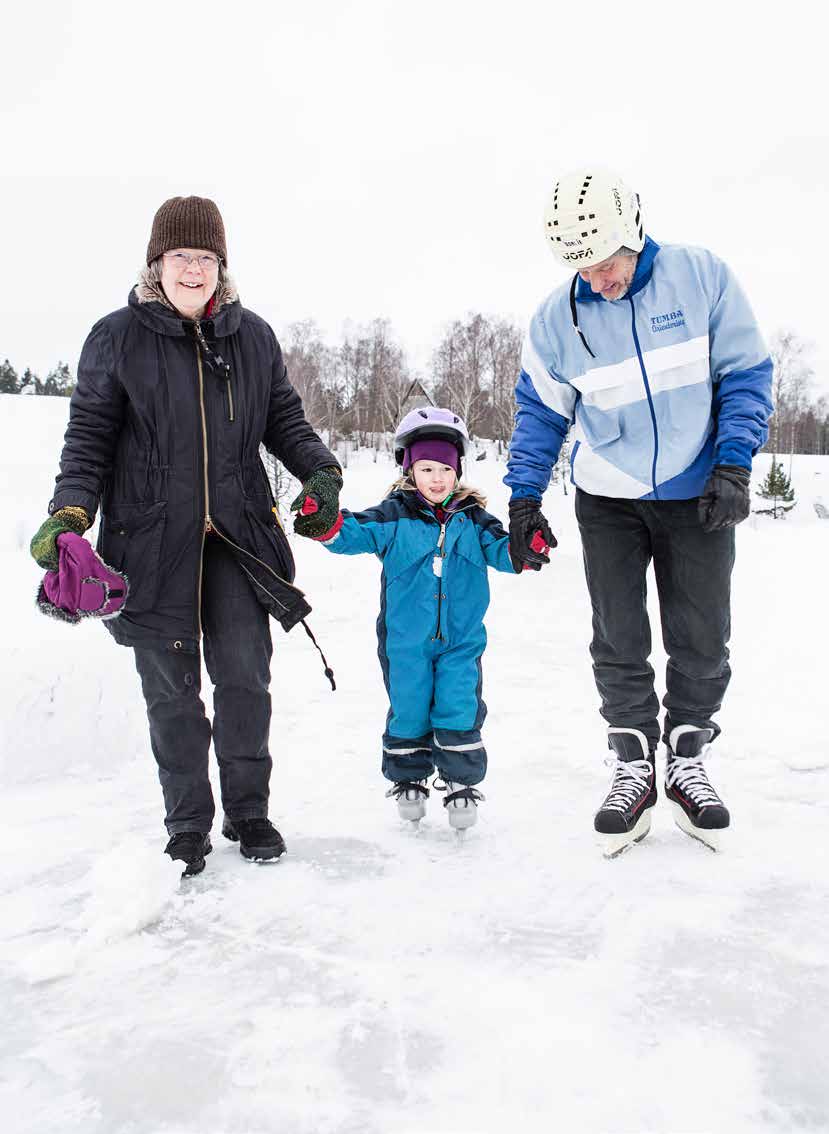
<box><xmin>670</xmin><ymin>802</ymin><xmax>724</xmax><ymax>852</ymax></box>
<box><xmin>599</xmin><ymin>809</ymin><xmax>652</xmax><ymax>859</ymax></box>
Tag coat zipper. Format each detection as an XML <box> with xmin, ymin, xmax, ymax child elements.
<box><xmin>205</xmin><ymin>523</ymin><xmax>307</xmax><ymax>613</ymax></box>
<box><xmin>194</xmin><ymin>317</ymin><xmax>234</xmax><ymax>424</ymax></box>
<box><xmin>195</xmin><ymin>335</ymin><xmax>303</xmax><ymax>628</ymax></box>
<box><xmin>628</xmin><ymin>296</ymin><xmax>660</xmax><ymax>498</ymax></box>
<box><xmin>196</xmin><ymin>346</ymin><xmax>211</xmax><ymax>636</ymax></box>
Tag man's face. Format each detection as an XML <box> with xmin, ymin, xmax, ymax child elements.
<box><xmin>578</xmin><ymin>253</ymin><xmax>637</xmax><ymax>301</ymax></box>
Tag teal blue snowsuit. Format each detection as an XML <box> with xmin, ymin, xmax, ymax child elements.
<box><xmin>321</xmin><ymin>488</ymin><xmax>518</xmax><ymax>784</ymax></box>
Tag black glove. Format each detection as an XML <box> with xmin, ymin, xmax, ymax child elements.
<box><xmin>291</xmin><ymin>467</ymin><xmax>343</xmax><ymax>539</ymax></box>
<box><xmin>508</xmin><ymin>498</ymin><xmax>557</xmax><ymax>572</ymax></box>
<box><xmin>698</xmin><ymin>465</ymin><xmax>751</xmax><ymax>532</ymax></box>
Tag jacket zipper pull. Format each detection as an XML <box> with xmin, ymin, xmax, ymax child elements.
<box><xmin>226</xmin><ymin>376</ymin><xmax>234</xmax><ymax>422</ymax></box>
<box><xmin>433</xmin><ymin>523</ymin><xmax>446</xmax><ymax>577</ymax></box>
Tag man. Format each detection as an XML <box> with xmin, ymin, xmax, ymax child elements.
<box><xmin>506</xmin><ymin>168</ymin><xmax>773</xmax><ymax>856</ymax></box>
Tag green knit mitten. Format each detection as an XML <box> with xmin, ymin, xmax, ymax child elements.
<box><xmin>291</xmin><ymin>467</ymin><xmax>343</xmax><ymax>539</ymax></box>
<box><xmin>30</xmin><ymin>506</ymin><xmax>91</xmax><ymax>571</ymax></box>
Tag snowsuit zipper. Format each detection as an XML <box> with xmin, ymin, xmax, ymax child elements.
<box><xmin>422</xmin><ymin>502</ymin><xmax>474</xmax><ymax>642</ymax></box>
<box><xmin>433</xmin><ymin>521</ymin><xmax>447</xmax><ymax>641</ymax></box>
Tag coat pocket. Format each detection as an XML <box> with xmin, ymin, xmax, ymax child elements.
<box><xmin>98</xmin><ymin>501</ymin><xmax>167</xmax><ymax>614</ymax></box>
<box><xmin>243</xmin><ymin>504</ymin><xmax>296</xmax><ymax>583</ymax></box>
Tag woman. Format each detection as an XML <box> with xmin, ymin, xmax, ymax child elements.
<box><xmin>31</xmin><ymin>196</ymin><xmax>342</xmax><ymax>876</ymax></box>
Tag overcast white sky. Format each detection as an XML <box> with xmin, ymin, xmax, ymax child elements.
<box><xmin>2</xmin><ymin>0</ymin><xmax>828</xmax><ymax>392</ymax></box>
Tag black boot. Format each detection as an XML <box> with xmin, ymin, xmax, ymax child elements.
<box><xmin>165</xmin><ymin>832</ymin><xmax>212</xmax><ymax>877</ymax></box>
<box><xmin>594</xmin><ymin>728</ymin><xmax>657</xmax><ymax>858</ymax></box>
<box><xmin>665</xmin><ymin>726</ymin><xmax>730</xmax><ymax>850</ymax></box>
<box><xmin>222</xmin><ymin>816</ymin><xmax>286</xmax><ymax>861</ymax></box>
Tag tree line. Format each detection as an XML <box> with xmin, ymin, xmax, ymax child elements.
<box><xmin>0</xmin><ymin>361</ymin><xmax>74</xmax><ymax>397</ymax></box>
<box><xmin>767</xmin><ymin>330</ymin><xmax>829</xmax><ymax>456</ymax></box>
<box><xmin>281</xmin><ymin>314</ymin><xmax>523</xmax><ymax>450</ymax></box>
<box><xmin>2</xmin><ymin>323</ymin><xmax>828</xmax><ymax>455</ymax></box>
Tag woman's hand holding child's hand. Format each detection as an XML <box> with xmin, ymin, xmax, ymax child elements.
<box><xmin>291</xmin><ymin>467</ymin><xmax>344</xmax><ymax>540</ymax></box>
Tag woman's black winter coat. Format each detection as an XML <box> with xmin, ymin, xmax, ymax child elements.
<box><xmin>50</xmin><ymin>289</ymin><xmax>337</xmax><ymax>652</ymax></box>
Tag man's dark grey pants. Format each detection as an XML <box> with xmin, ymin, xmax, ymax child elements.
<box><xmin>575</xmin><ymin>489</ymin><xmax>735</xmax><ymax>751</ymax></box>
<box><xmin>133</xmin><ymin>538</ymin><xmax>273</xmax><ymax>835</ymax></box>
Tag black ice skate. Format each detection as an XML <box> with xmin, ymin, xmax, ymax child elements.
<box><xmin>665</xmin><ymin>725</ymin><xmax>730</xmax><ymax>851</ymax></box>
<box><xmin>386</xmin><ymin>780</ymin><xmax>430</xmax><ymax>823</ymax></box>
<box><xmin>594</xmin><ymin>728</ymin><xmax>657</xmax><ymax>858</ymax></box>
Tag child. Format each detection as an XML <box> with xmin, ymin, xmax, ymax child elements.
<box><xmin>293</xmin><ymin>407</ymin><xmax>549</xmax><ymax>830</ymax></box>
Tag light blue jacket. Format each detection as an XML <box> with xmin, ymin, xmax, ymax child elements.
<box><xmin>505</xmin><ymin>237</ymin><xmax>774</xmax><ymax>501</ymax></box>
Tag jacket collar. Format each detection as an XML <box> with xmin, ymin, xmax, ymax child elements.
<box><xmin>128</xmin><ymin>278</ymin><xmax>243</xmax><ymax>338</ymax></box>
<box><xmin>575</xmin><ymin>235</ymin><xmax>660</xmax><ymax>304</ymax></box>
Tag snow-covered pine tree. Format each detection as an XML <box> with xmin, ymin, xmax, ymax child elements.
<box><xmin>0</xmin><ymin>359</ymin><xmax>19</xmax><ymax>393</ymax></box>
<box><xmin>755</xmin><ymin>456</ymin><xmax>796</xmax><ymax>519</ymax></box>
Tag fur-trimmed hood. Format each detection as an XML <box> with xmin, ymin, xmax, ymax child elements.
<box><xmin>387</xmin><ymin>476</ymin><xmax>488</xmax><ymax>509</ymax></box>
<box><xmin>134</xmin><ymin>264</ymin><xmax>239</xmax><ymax>314</ymax></box>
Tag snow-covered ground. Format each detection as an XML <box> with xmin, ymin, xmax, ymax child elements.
<box><xmin>2</xmin><ymin>392</ymin><xmax>828</xmax><ymax>1134</ymax></box>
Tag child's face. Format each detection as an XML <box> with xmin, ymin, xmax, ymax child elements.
<box><xmin>412</xmin><ymin>459</ymin><xmax>457</xmax><ymax>504</ymax></box>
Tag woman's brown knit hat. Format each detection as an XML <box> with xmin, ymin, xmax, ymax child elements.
<box><xmin>146</xmin><ymin>196</ymin><xmax>227</xmax><ymax>265</ymax></box>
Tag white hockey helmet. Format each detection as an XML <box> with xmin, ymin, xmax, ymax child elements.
<box><xmin>543</xmin><ymin>168</ymin><xmax>644</xmax><ymax>269</ymax></box>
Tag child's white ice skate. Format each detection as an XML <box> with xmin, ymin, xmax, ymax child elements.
<box><xmin>385</xmin><ymin>780</ymin><xmax>430</xmax><ymax>823</ymax></box>
<box><xmin>441</xmin><ymin>781</ymin><xmax>485</xmax><ymax>831</ymax></box>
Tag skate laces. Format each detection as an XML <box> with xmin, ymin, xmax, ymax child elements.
<box><xmin>386</xmin><ymin>781</ymin><xmax>429</xmax><ymax>801</ymax></box>
<box><xmin>602</xmin><ymin>757</ymin><xmax>653</xmax><ymax>812</ymax></box>
<box><xmin>665</xmin><ymin>752</ymin><xmax>722</xmax><ymax>806</ymax></box>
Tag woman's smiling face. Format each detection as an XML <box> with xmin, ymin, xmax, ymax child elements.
<box><xmin>160</xmin><ymin>248</ymin><xmax>220</xmax><ymax>318</ymax></box>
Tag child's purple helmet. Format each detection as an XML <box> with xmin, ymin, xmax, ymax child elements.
<box><xmin>393</xmin><ymin>407</ymin><xmax>471</xmax><ymax>468</ymax></box>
